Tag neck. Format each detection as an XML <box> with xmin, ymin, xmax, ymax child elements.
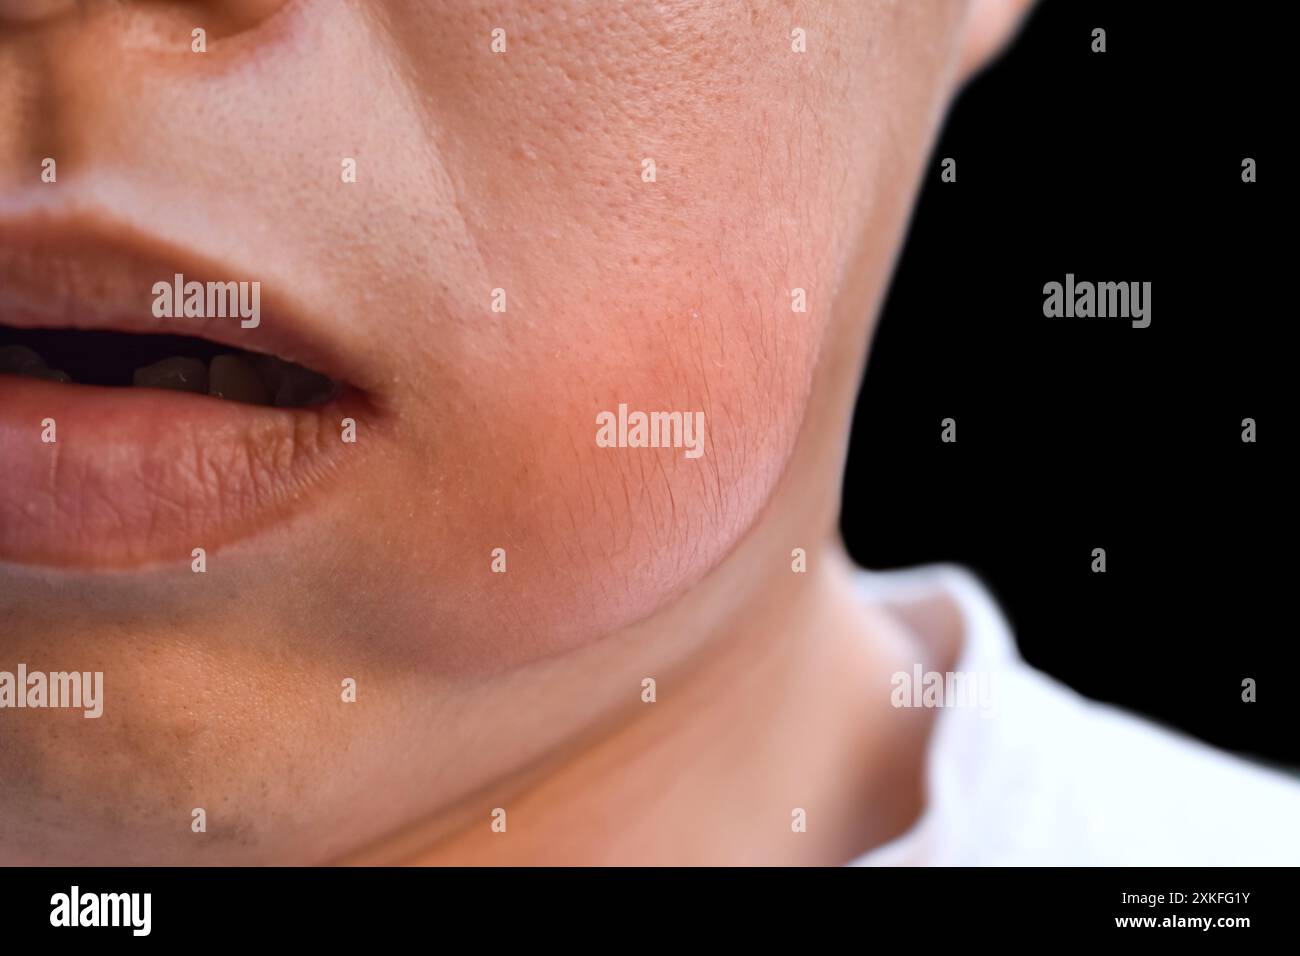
<box><xmin>351</xmin><ymin>543</ymin><xmax>937</xmax><ymax>865</ymax></box>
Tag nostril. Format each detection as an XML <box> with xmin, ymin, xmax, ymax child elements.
<box><xmin>0</xmin><ymin>0</ymin><xmax>77</xmax><ymax>25</ymax></box>
<box><xmin>4</xmin><ymin>0</ymin><xmax>306</xmax><ymax>52</ymax></box>
<box><xmin>0</xmin><ymin>1</ymin><xmax>299</xmax><ymax>40</ymax></box>
<box><xmin>217</xmin><ymin>0</ymin><xmax>297</xmax><ymax>29</ymax></box>
<box><xmin>180</xmin><ymin>0</ymin><xmax>301</xmax><ymax>37</ymax></box>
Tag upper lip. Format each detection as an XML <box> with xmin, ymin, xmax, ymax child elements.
<box><xmin>0</xmin><ymin>212</ymin><xmax>370</xmax><ymax>392</ymax></box>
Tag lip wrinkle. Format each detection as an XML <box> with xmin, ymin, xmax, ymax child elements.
<box><xmin>0</xmin><ymin>376</ymin><xmax>369</xmax><ymax>570</ymax></box>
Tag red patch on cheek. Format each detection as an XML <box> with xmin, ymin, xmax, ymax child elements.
<box><xmin>432</xmin><ymin>275</ymin><xmax>817</xmax><ymax>648</ymax></box>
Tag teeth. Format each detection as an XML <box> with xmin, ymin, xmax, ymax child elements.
<box><xmin>273</xmin><ymin>364</ymin><xmax>337</xmax><ymax>407</ymax></box>
<box><xmin>0</xmin><ymin>346</ymin><xmax>73</xmax><ymax>383</ymax></box>
<box><xmin>251</xmin><ymin>353</ymin><xmax>288</xmax><ymax>392</ymax></box>
<box><xmin>252</xmin><ymin>353</ymin><xmax>336</xmax><ymax>407</ymax></box>
<box><xmin>1</xmin><ymin>342</ymin><xmax>333</xmax><ymax>405</ymax></box>
<box><xmin>207</xmin><ymin>355</ymin><xmax>271</xmax><ymax>405</ymax></box>
<box><xmin>133</xmin><ymin>356</ymin><xmax>209</xmax><ymax>393</ymax></box>
<box><xmin>0</xmin><ymin>345</ymin><xmax>47</xmax><ymax>375</ymax></box>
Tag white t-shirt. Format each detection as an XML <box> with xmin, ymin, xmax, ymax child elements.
<box><xmin>849</xmin><ymin>564</ymin><xmax>1300</xmax><ymax>866</ymax></box>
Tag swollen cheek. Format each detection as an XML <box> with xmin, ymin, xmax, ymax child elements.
<box><xmin>569</xmin><ymin>384</ymin><xmax>794</xmax><ymax>565</ymax></box>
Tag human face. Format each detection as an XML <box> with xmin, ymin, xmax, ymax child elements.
<box><xmin>0</xmin><ymin>0</ymin><xmax>977</xmax><ymax>863</ymax></box>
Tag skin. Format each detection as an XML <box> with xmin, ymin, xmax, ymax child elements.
<box><xmin>0</xmin><ymin>0</ymin><xmax>1030</xmax><ymax>865</ymax></box>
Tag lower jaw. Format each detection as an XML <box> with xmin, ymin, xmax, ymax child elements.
<box><xmin>0</xmin><ymin>374</ymin><xmax>362</xmax><ymax>569</ymax></box>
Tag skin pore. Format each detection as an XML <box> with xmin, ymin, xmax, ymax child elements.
<box><xmin>0</xmin><ymin>0</ymin><xmax>1028</xmax><ymax>865</ymax></box>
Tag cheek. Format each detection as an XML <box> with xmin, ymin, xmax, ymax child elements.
<box><xmin>375</xmin><ymin>238</ymin><xmax>826</xmax><ymax>669</ymax></box>
<box><xmin>331</xmin><ymin>2</ymin><xmax>845</xmax><ymax>667</ymax></box>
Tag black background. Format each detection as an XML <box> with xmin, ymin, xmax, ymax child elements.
<box><xmin>1</xmin><ymin>866</ymin><xmax>1283</xmax><ymax>943</ymax></box>
<box><xmin>841</xmin><ymin>1</ymin><xmax>1290</xmax><ymax>764</ymax></box>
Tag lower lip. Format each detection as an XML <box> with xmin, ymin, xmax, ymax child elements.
<box><xmin>0</xmin><ymin>375</ymin><xmax>357</xmax><ymax>569</ymax></box>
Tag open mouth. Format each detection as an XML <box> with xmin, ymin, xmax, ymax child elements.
<box><xmin>0</xmin><ymin>216</ymin><xmax>374</xmax><ymax>570</ymax></box>
<box><xmin>0</xmin><ymin>326</ymin><xmax>340</xmax><ymax>408</ymax></box>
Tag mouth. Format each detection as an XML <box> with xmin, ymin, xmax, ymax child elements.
<box><xmin>0</xmin><ymin>327</ymin><xmax>340</xmax><ymax>407</ymax></box>
<box><xmin>0</xmin><ymin>217</ymin><xmax>374</xmax><ymax>570</ymax></box>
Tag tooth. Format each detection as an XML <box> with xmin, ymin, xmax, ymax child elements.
<box><xmin>0</xmin><ymin>345</ymin><xmax>47</xmax><ymax>375</ymax></box>
<box><xmin>251</xmin><ymin>354</ymin><xmax>289</xmax><ymax>393</ymax></box>
<box><xmin>251</xmin><ymin>353</ymin><xmax>335</xmax><ymax>407</ymax></box>
<box><xmin>133</xmin><ymin>357</ymin><xmax>209</xmax><ymax>393</ymax></box>
<box><xmin>208</xmin><ymin>355</ymin><xmax>270</xmax><ymax>405</ymax></box>
<box><xmin>273</xmin><ymin>364</ymin><xmax>337</xmax><ymax>407</ymax></box>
